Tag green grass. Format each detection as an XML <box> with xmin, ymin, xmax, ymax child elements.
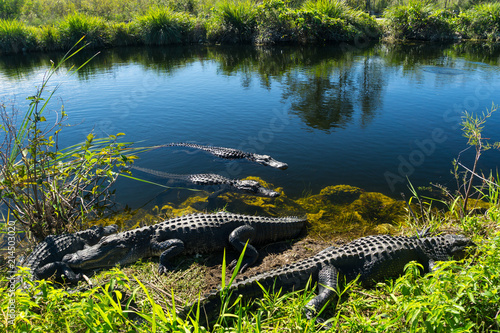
<box><xmin>0</xmin><ymin>0</ymin><xmax>499</xmax><ymax>53</ymax></box>
<box><xmin>454</xmin><ymin>2</ymin><xmax>500</xmax><ymax>40</ymax></box>
<box><xmin>2</xmin><ymin>221</ymin><xmax>499</xmax><ymax>331</ymax></box>
<box><xmin>0</xmin><ymin>19</ymin><xmax>36</xmax><ymax>53</ymax></box>
<box><xmin>135</xmin><ymin>8</ymin><xmax>198</xmax><ymax>45</ymax></box>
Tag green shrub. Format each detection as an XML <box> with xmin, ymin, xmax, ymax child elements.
<box><xmin>0</xmin><ymin>0</ymin><xmax>25</xmax><ymax>19</ymax></box>
<box><xmin>135</xmin><ymin>8</ymin><xmax>195</xmax><ymax>45</ymax></box>
<box><xmin>206</xmin><ymin>0</ymin><xmax>257</xmax><ymax>43</ymax></box>
<box><xmin>454</xmin><ymin>2</ymin><xmax>500</xmax><ymax>40</ymax></box>
<box><xmin>58</xmin><ymin>14</ymin><xmax>110</xmax><ymax>49</ymax></box>
<box><xmin>302</xmin><ymin>0</ymin><xmax>348</xmax><ymax>18</ymax></box>
<box><xmin>384</xmin><ymin>0</ymin><xmax>455</xmax><ymax>41</ymax></box>
<box><xmin>109</xmin><ymin>22</ymin><xmax>138</xmax><ymax>46</ymax></box>
<box><xmin>0</xmin><ymin>19</ymin><xmax>36</xmax><ymax>53</ymax></box>
<box><xmin>20</xmin><ymin>0</ymin><xmax>76</xmax><ymax>25</ymax></box>
<box><xmin>255</xmin><ymin>0</ymin><xmax>295</xmax><ymax>44</ymax></box>
<box><xmin>36</xmin><ymin>24</ymin><xmax>60</xmax><ymax>51</ymax></box>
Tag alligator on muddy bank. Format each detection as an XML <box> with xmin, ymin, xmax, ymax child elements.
<box><xmin>157</xmin><ymin>142</ymin><xmax>288</xmax><ymax>170</ymax></box>
<box><xmin>186</xmin><ymin>233</ymin><xmax>475</xmax><ymax>328</ymax></box>
<box><xmin>19</xmin><ymin>225</ymin><xmax>118</xmax><ymax>283</ymax></box>
<box><xmin>63</xmin><ymin>212</ymin><xmax>307</xmax><ymax>277</ymax></box>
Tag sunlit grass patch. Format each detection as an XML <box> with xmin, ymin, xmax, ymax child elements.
<box><xmin>383</xmin><ymin>0</ymin><xmax>454</xmax><ymax>41</ymax></box>
<box><xmin>135</xmin><ymin>8</ymin><xmax>196</xmax><ymax>45</ymax></box>
<box><xmin>0</xmin><ymin>19</ymin><xmax>37</xmax><ymax>53</ymax></box>
<box><xmin>454</xmin><ymin>2</ymin><xmax>500</xmax><ymax>40</ymax></box>
<box><xmin>206</xmin><ymin>0</ymin><xmax>258</xmax><ymax>43</ymax></box>
<box><xmin>58</xmin><ymin>14</ymin><xmax>110</xmax><ymax>49</ymax></box>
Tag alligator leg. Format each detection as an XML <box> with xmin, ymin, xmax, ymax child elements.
<box><xmin>35</xmin><ymin>262</ymin><xmax>82</xmax><ymax>284</ymax></box>
<box><xmin>228</xmin><ymin>225</ymin><xmax>258</xmax><ymax>273</ymax></box>
<box><xmin>304</xmin><ymin>264</ymin><xmax>338</xmax><ymax>327</ymax></box>
<box><xmin>151</xmin><ymin>239</ymin><xmax>185</xmax><ymax>275</ymax></box>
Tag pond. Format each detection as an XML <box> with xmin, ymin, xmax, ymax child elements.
<box><xmin>1</xmin><ymin>42</ymin><xmax>500</xmax><ymax>213</ymax></box>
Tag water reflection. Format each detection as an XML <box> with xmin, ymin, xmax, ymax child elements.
<box><xmin>2</xmin><ymin>42</ymin><xmax>498</xmax><ymax>133</ymax></box>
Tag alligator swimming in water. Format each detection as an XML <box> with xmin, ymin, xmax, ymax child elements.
<box><xmin>20</xmin><ymin>225</ymin><xmax>118</xmax><ymax>283</ymax></box>
<box><xmin>130</xmin><ymin>165</ymin><xmax>280</xmax><ymax>198</ymax></box>
<box><xmin>158</xmin><ymin>143</ymin><xmax>288</xmax><ymax>170</ymax></box>
<box><xmin>187</xmin><ymin>233</ymin><xmax>474</xmax><ymax>327</ymax></box>
<box><xmin>63</xmin><ymin>212</ymin><xmax>307</xmax><ymax>276</ymax></box>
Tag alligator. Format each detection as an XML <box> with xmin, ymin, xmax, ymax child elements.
<box><xmin>20</xmin><ymin>225</ymin><xmax>118</xmax><ymax>283</ymax></box>
<box><xmin>158</xmin><ymin>142</ymin><xmax>288</xmax><ymax>170</ymax></box>
<box><xmin>187</xmin><ymin>233</ymin><xmax>474</xmax><ymax>327</ymax></box>
<box><xmin>130</xmin><ymin>165</ymin><xmax>280</xmax><ymax>198</ymax></box>
<box><xmin>63</xmin><ymin>212</ymin><xmax>307</xmax><ymax>276</ymax></box>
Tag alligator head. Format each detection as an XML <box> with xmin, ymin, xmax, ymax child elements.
<box><xmin>234</xmin><ymin>179</ymin><xmax>280</xmax><ymax>197</ymax></box>
<box><xmin>62</xmin><ymin>233</ymin><xmax>134</xmax><ymax>270</ymax></box>
<box><xmin>445</xmin><ymin>234</ymin><xmax>476</xmax><ymax>259</ymax></box>
<box><xmin>427</xmin><ymin>234</ymin><xmax>475</xmax><ymax>263</ymax></box>
<box><xmin>251</xmin><ymin>153</ymin><xmax>288</xmax><ymax>170</ymax></box>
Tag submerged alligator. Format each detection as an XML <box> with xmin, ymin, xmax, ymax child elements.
<box><xmin>186</xmin><ymin>233</ymin><xmax>474</xmax><ymax>327</ymax></box>
<box><xmin>20</xmin><ymin>225</ymin><xmax>118</xmax><ymax>283</ymax></box>
<box><xmin>131</xmin><ymin>165</ymin><xmax>280</xmax><ymax>198</ymax></box>
<box><xmin>158</xmin><ymin>142</ymin><xmax>288</xmax><ymax>170</ymax></box>
<box><xmin>63</xmin><ymin>212</ymin><xmax>307</xmax><ymax>276</ymax></box>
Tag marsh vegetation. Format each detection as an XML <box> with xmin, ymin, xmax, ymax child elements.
<box><xmin>0</xmin><ymin>0</ymin><xmax>499</xmax><ymax>54</ymax></box>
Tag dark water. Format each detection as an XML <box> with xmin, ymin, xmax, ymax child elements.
<box><xmin>1</xmin><ymin>42</ymin><xmax>500</xmax><ymax>209</ymax></box>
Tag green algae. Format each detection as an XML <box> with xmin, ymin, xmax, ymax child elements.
<box><xmin>90</xmin><ymin>178</ymin><xmax>407</xmax><ymax>238</ymax></box>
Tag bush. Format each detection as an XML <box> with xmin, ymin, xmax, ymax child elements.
<box><xmin>134</xmin><ymin>8</ymin><xmax>195</xmax><ymax>45</ymax></box>
<box><xmin>0</xmin><ymin>19</ymin><xmax>36</xmax><ymax>54</ymax></box>
<box><xmin>58</xmin><ymin>14</ymin><xmax>110</xmax><ymax>49</ymax></box>
<box><xmin>0</xmin><ymin>0</ymin><xmax>25</xmax><ymax>19</ymax></box>
<box><xmin>206</xmin><ymin>0</ymin><xmax>258</xmax><ymax>43</ymax></box>
<box><xmin>0</xmin><ymin>46</ymin><xmax>136</xmax><ymax>239</ymax></box>
<box><xmin>302</xmin><ymin>0</ymin><xmax>348</xmax><ymax>18</ymax></box>
<box><xmin>383</xmin><ymin>0</ymin><xmax>455</xmax><ymax>41</ymax></box>
<box><xmin>255</xmin><ymin>0</ymin><xmax>295</xmax><ymax>44</ymax></box>
<box><xmin>454</xmin><ymin>2</ymin><xmax>500</xmax><ymax>40</ymax></box>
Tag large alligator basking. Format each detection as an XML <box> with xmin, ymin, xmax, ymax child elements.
<box><xmin>187</xmin><ymin>233</ymin><xmax>474</xmax><ymax>327</ymax></box>
<box><xmin>63</xmin><ymin>212</ymin><xmax>307</xmax><ymax>276</ymax></box>
<box><xmin>20</xmin><ymin>225</ymin><xmax>117</xmax><ymax>283</ymax></box>
<box><xmin>131</xmin><ymin>165</ymin><xmax>280</xmax><ymax>198</ymax></box>
<box><xmin>158</xmin><ymin>142</ymin><xmax>288</xmax><ymax>170</ymax></box>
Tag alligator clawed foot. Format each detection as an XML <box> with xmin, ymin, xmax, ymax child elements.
<box><xmin>304</xmin><ymin>308</ymin><xmax>331</xmax><ymax>330</ymax></box>
<box><xmin>158</xmin><ymin>264</ymin><xmax>171</xmax><ymax>275</ymax></box>
<box><xmin>228</xmin><ymin>260</ymin><xmax>249</xmax><ymax>274</ymax></box>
